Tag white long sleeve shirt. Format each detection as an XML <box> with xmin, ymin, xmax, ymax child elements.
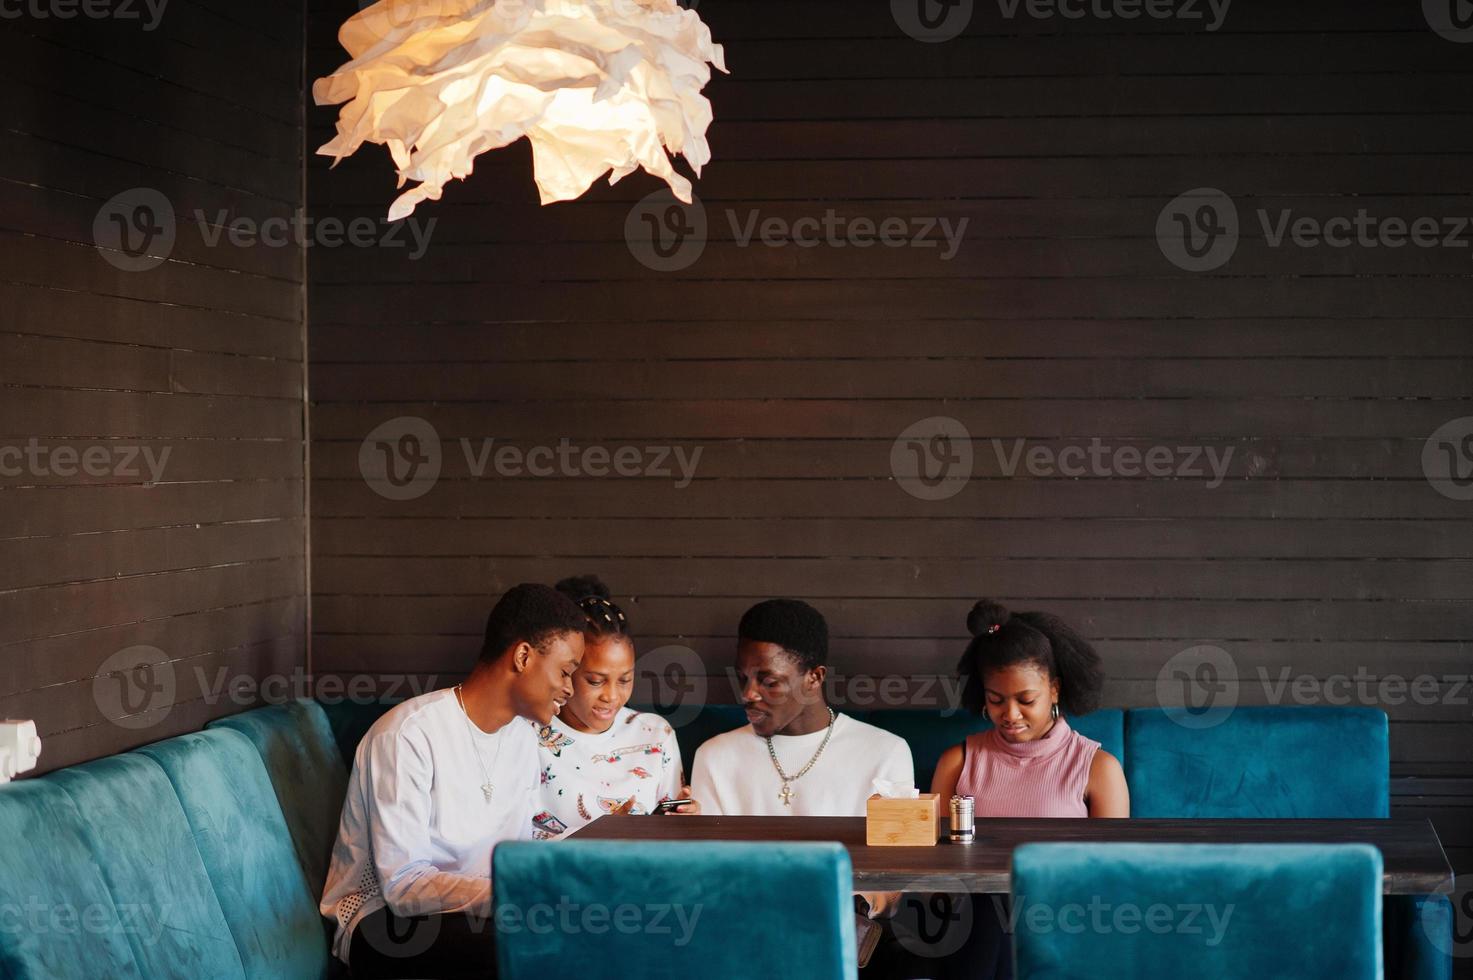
<box><xmin>320</xmin><ymin>689</ymin><xmax>539</xmax><ymax>962</ymax></box>
<box><xmin>690</xmin><ymin>712</ymin><xmax>914</xmax><ymax>817</ymax></box>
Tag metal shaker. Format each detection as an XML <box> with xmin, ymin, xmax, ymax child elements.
<box><xmin>949</xmin><ymin>794</ymin><xmax>975</xmax><ymax>842</ymax></box>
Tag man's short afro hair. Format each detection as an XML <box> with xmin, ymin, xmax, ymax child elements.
<box><xmin>481</xmin><ymin>583</ymin><xmax>587</xmax><ymax>662</ymax></box>
<box><xmin>737</xmin><ymin>598</ymin><xmax>829</xmax><ymax>673</ymax></box>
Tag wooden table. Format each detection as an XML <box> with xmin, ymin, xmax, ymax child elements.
<box><xmin>577</xmin><ymin>815</ymin><xmax>1454</xmax><ymax>894</ymax></box>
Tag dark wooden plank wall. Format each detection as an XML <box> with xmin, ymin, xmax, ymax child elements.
<box><xmin>305</xmin><ymin>1</ymin><xmax>1473</xmax><ymax>874</ymax></box>
<box><xmin>0</xmin><ymin>0</ymin><xmax>308</xmax><ymax>771</ymax></box>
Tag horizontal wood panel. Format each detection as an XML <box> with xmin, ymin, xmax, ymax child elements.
<box><xmin>0</xmin><ymin>557</ymin><xmax>306</xmax><ymax>647</ymax></box>
<box><xmin>309</xmin><ymin>359</ymin><xmax>1473</xmax><ymax>400</ymax></box>
<box><xmin>308</xmin><ymin>478</ymin><xmax>1468</xmax><ymax>520</ymax></box>
<box><xmin>311</xmin><ymin>636</ymin><xmax>1473</xmax><ymax>680</ymax></box>
<box><xmin>310</xmin><ymin>595</ymin><xmax>1473</xmax><ymax>642</ymax></box>
<box><xmin>0</xmin><ymin>480</ymin><xmax>304</xmax><ymax>538</ymax></box>
<box><xmin>318</xmin><ymin>150</ymin><xmax>1473</xmax><ymax>203</ymax></box>
<box><xmin>313</xmin><ymin>555</ymin><xmax>1473</xmax><ymax>602</ymax></box>
<box><xmin>0</xmin><ymin>390</ymin><xmax>302</xmax><ymax>439</ymax></box>
<box><xmin>308</xmin><ymin>398</ymin><xmax>1473</xmax><ymax>439</ymax></box>
<box><xmin>309</xmin><ymin>320</ymin><xmax>1473</xmax><ymax>359</ymax></box>
<box><xmin>307</xmin><ymin>195</ymin><xmax>1473</xmax><ymax>244</ymax></box>
<box><xmin>311</xmin><ymin>437</ymin><xmax>1438</xmax><ymax>481</ymax></box>
<box><xmin>313</xmin><ymin>237</ymin><xmax>1473</xmax><ymax>282</ymax></box>
<box><xmin>0</xmin><ymin>518</ymin><xmax>304</xmax><ymax>592</ymax></box>
<box><xmin>0</xmin><ymin>333</ymin><xmax>300</xmax><ymax>398</ymax></box>
<box><xmin>311</xmin><ymin>278</ymin><xmax>1473</xmax><ymax>321</ymax></box>
<box><xmin>0</xmin><ymin>597</ymin><xmax>307</xmax><ymax>697</ymax></box>
<box><xmin>311</xmin><ymin>517</ymin><xmax>1473</xmax><ymax>560</ymax></box>
<box><xmin>3</xmin><ymin>231</ymin><xmax>301</xmax><ymax>323</ymax></box>
<box><xmin>4</xmin><ymin>0</ymin><xmax>308</xmax><ymax>771</ymax></box>
<box><xmin>0</xmin><ymin>283</ymin><xmax>302</xmax><ymax>360</ymax></box>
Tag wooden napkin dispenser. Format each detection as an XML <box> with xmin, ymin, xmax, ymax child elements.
<box><xmin>865</xmin><ymin>792</ymin><xmax>941</xmax><ymax>846</ymax></box>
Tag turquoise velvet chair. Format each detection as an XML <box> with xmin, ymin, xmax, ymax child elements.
<box><xmin>1124</xmin><ymin>706</ymin><xmax>1388</xmax><ymax>818</ymax></box>
<box><xmin>50</xmin><ymin>754</ymin><xmax>247</xmax><ymax>980</ymax></box>
<box><xmin>493</xmin><ymin>840</ymin><xmax>857</xmax><ymax>980</ymax></box>
<box><xmin>0</xmin><ymin>780</ymin><xmax>143</xmax><ymax>979</ymax></box>
<box><xmin>1124</xmin><ymin>706</ymin><xmax>1447</xmax><ymax>980</ymax></box>
<box><xmin>1011</xmin><ymin>842</ymin><xmax>1383</xmax><ymax>979</ymax></box>
<box><xmin>209</xmin><ymin>699</ymin><xmax>350</xmax><ymax>897</ymax></box>
<box><xmin>139</xmin><ymin>729</ymin><xmax>330</xmax><ymax>980</ymax></box>
<box><xmin>866</xmin><ymin>708</ymin><xmax>1126</xmax><ymax>792</ymax></box>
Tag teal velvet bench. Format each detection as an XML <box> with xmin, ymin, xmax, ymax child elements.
<box><xmin>0</xmin><ymin>699</ymin><xmax>1453</xmax><ymax>979</ymax></box>
<box><xmin>1011</xmin><ymin>842</ymin><xmax>1385</xmax><ymax>979</ymax></box>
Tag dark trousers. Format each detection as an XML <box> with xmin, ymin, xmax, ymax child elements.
<box><xmin>348</xmin><ymin>906</ymin><xmax>499</xmax><ymax>980</ymax></box>
<box><xmin>863</xmin><ymin>893</ymin><xmax>1014</xmax><ymax>980</ymax></box>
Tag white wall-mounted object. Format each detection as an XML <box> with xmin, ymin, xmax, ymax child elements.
<box><xmin>0</xmin><ymin>720</ymin><xmax>42</xmax><ymax>784</ymax></box>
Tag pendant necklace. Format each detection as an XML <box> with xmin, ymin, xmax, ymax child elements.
<box><xmin>764</xmin><ymin>707</ymin><xmax>837</xmax><ymax>807</ymax></box>
<box><xmin>455</xmin><ymin>684</ymin><xmax>504</xmax><ymax>804</ymax></box>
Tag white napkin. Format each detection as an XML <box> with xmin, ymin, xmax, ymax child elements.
<box><xmin>871</xmin><ymin>778</ymin><xmax>919</xmax><ymax>799</ymax></box>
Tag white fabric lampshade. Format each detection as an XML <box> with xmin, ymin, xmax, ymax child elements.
<box><xmin>314</xmin><ymin>0</ymin><xmax>727</xmax><ymax>220</ymax></box>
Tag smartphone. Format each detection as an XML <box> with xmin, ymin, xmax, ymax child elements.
<box><xmin>650</xmin><ymin>798</ymin><xmax>694</xmax><ymax>815</ymax></box>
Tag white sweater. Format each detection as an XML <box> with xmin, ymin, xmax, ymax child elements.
<box><xmin>690</xmin><ymin>712</ymin><xmax>914</xmax><ymax>817</ymax></box>
<box><xmin>320</xmin><ymin>689</ymin><xmax>539</xmax><ymax>961</ymax></box>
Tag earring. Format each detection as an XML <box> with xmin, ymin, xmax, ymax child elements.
<box><xmin>1051</xmin><ymin>703</ymin><xmax>1059</xmax><ymax>721</ymax></box>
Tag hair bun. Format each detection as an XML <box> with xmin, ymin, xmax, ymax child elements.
<box><xmin>967</xmin><ymin>599</ymin><xmax>1010</xmax><ymax>637</ymax></box>
<box><xmin>554</xmin><ymin>574</ymin><xmax>611</xmax><ymax>602</ymax></box>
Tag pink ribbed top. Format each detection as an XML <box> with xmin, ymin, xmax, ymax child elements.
<box><xmin>954</xmin><ymin>716</ymin><xmax>1100</xmax><ymax>818</ymax></box>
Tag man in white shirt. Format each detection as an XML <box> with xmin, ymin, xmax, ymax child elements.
<box><xmin>691</xmin><ymin>598</ymin><xmax>915</xmax><ymax>815</ymax></box>
<box><xmin>320</xmin><ymin>583</ymin><xmax>587</xmax><ymax>979</ymax></box>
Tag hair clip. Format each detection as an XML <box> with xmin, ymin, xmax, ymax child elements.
<box><xmin>987</xmin><ymin>623</ymin><xmax>1001</xmax><ymax>634</ymax></box>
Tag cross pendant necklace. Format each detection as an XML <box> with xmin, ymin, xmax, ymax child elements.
<box><xmin>778</xmin><ymin>783</ymin><xmax>794</xmax><ymax>806</ymax></box>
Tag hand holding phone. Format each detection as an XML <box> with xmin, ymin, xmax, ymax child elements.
<box><xmin>650</xmin><ymin>798</ymin><xmax>695</xmax><ymax>815</ymax></box>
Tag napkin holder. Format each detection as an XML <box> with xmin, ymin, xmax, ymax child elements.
<box><xmin>865</xmin><ymin>792</ymin><xmax>941</xmax><ymax>846</ymax></box>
